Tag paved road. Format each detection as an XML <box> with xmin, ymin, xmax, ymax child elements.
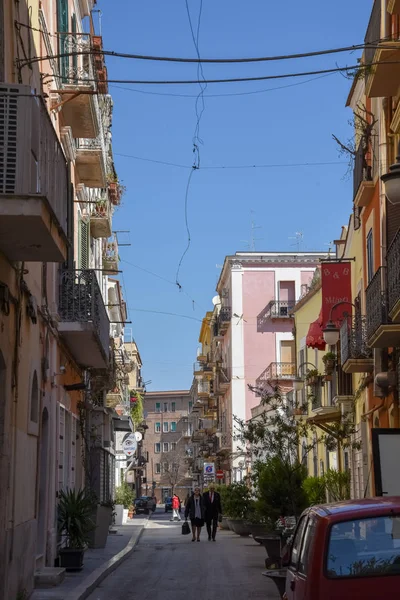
<box><xmin>87</xmin><ymin>509</ymin><xmax>280</xmax><ymax>600</ymax></box>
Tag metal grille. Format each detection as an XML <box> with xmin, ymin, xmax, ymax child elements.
<box><xmin>365</xmin><ymin>267</ymin><xmax>389</xmax><ymax>342</ymax></box>
<box><xmin>0</xmin><ymin>87</ymin><xmax>18</xmax><ymax>193</ymax></box>
<box><xmin>340</xmin><ymin>317</ymin><xmax>372</xmax><ymax>364</ymax></box>
<box><xmin>269</xmin><ymin>300</ymin><xmax>296</xmax><ymax>318</ymax></box>
<box><xmin>59</xmin><ymin>269</ymin><xmax>110</xmax><ymax>361</ymax></box>
<box><xmin>387</xmin><ymin>228</ymin><xmax>400</xmax><ymax>314</ymax></box>
<box><xmin>256</xmin><ymin>362</ymin><xmax>296</xmax><ymax>389</ymax></box>
<box><xmin>219</xmin><ymin>306</ymin><xmax>231</xmax><ymax>323</ymax></box>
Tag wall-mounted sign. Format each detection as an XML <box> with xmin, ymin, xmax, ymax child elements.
<box><xmin>204</xmin><ymin>462</ymin><xmax>215</xmax><ymax>475</ymax></box>
<box><xmin>134</xmin><ymin>431</ymin><xmax>143</xmax><ymax>442</ymax></box>
<box><xmin>122</xmin><ymin>433</ymin><xmax>137</xmax><ymax>456</ymax></box>
<box><xmin>321</xmin><ymin>262</ymin><xmax>352</xmax><ymax>327</ymax></box>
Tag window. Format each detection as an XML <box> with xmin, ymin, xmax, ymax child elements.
<box><xmin>163</xmin><ymin>422</ymin><xmax>169</xmax><ymax>433</ymax></box>
<box><xmin>171</xmin><ymin>442</ymin><xmax>177</xmax><ymax>451</ymax></box>
<box><xmin>155</xmin><ymin>422</ymin><xmax>161</xmax><ymax>433</ymax></box>
<box><xmin>290</xmin><ymin>516</ymin><xmax>307</xmax><ymax>569</ymax></box>
<box><xmin>326</xmin><ymin>516</ymin><xmax>400</xmax><ymax>578</ymax></box>
<box><xmin>30</xmin><ymin>370</ymin><xmax>39</xmax><ymax>424</ymax></box>
<box><xmin>298</xmin><ymin>518</ymin><xmax>317</xmax><ymax>575</ymax></box>
<box><xmin>367</xmin><ymin>229</ymin><xmax>374</xmax><ymax>283</ymax></box>
<box><xmin>155</xmin><ymin>443</ymin><xmax>161</xmax><ymax>453</ymax></box>
<box><xmin>164</xmin><ymin>402</ymin><xmax>168</xmax><ymax>413</ymax></box>
<box><xmin>163</xmin><ymin>462</ymin><xmax>169</xmax><ymax>473</ymax></box>
<box><xmin>155</xmin><ymin>402</ymin><xmax>161</xmax><ymax>413</ymax></box>
<box><xmin>163</xmin><ymin>442</ymin><xmax>169</xmax><ymax>452</ymax></box>
<box><xmin>155</xmin><ymin>463</ymin><xmax>161</xmax><ymax>474</ymax></box>
<box><xmin>171</xmin><ymin>402</ymin><xmax>176</xmax><ymax>412</ymax></box>
<box><xmin>171</xmin><ymin>422</ymin><xmax>177</xmax><ymax>432</ymax></box>
<box><xmin>189</xmin><ymin>401</ymin><xmax>193</xmax><ymax>412</ymax></box>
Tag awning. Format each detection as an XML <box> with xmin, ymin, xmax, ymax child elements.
<box><xmin>306</xmin><ymin>309</ymin><xmax>326</xmax><ymax>351</ymax></box>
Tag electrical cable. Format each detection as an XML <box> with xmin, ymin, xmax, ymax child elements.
<box><xmin>175</xmin><ymin>167</ymin><xmax>196</xmax><ymax>288</ymax></box>
<box><xmin>114</xmin><ymin>152</ymin><xmax>346</xmax><ymax>169</ymax></box>
<box><xmin>36</xmin><ymin>59</ymin><xmax>400</xmax><ymax>85</ymax></box>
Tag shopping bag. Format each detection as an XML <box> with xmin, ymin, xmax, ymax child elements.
<box><xmin>182</xmin><ymin>520</ymin><xmax>191</xmax><ymax>535</ymax></box>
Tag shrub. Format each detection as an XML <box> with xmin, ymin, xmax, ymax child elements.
<box><xmin>257</xmin><ymin>456</ymin><xmax>308</xmax><ymax>520</ymax></box>
<box><xmin>324</xmin><ymin>468</ymin><xmax>351</xmax><ymax>501</ymax></box>
<box><xmin>223</xmin><ymin>482</ymin><xmax>253</xmax><ymax>520</ymax></box>
<box><xmin>115</xmin><ymin>482</ymin><xmax>135</xmax><ymax>509</ymax></box>
<box><xmin>303</xmin><ymin>476</ymin><xmax>326</xmax><ymax>505</ymax></box>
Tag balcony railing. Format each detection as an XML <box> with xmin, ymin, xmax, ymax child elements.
<box><xmin>269</xmin><ymin>300</ymin><xmax>296</xmax><ymax>319</ymax></box>
<box><xmin>340</xmin><ymin>317</ymin><xmax>372</xmax><ymax>364</ymax></box>
<box><xmin>58</xmin><ymin>269</ymin><xmax>110</xmax><ymax>363</ymax></box>
<box><xmin>217</xmin><ymin>306</ymin><xmax>231</xmax><ymax>332</ymax></box>
<box><xmin>364</xmin><ymin>0</ymin><xmax>381</xmax><ymax>66</ymax></box>
<box><xmin>353</xmin><ymin>140</ymin><xmax>372</xmax><ymax>198</ymax></box>
<box><xmin>366</xmin><ymin>267</ymin><xmax>389</xmax><ymax>341</ymax></box>
<box><xmin>256</xmin><ymin>362</ymin><xmax>296</xmax><ymax>391</ymax></box>
<box><xmin>387</xmin><ymin>229</ymin><xmax>400</xmax><ymax>318</ymax></box>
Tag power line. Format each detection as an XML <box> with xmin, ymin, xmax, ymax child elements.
<box><xmin>114</xmin><ymin>152</ymin><xmax>346</xmax><ymax>169</ymax></box>
<box><xmin>109</xmin><ymin>72</ymin><xmax>336</xmax><ymax>98</ymax></box>
<box><xmin>175</xmin><ymin>167</ymin><xmax>196</xmax><ymax>287</ymax></box>
<box><xmin>39</xmin><ymin>60</ymin><xmax>397</xmax><ymax>85</ymax></box>
<box><xmin>127</xmin><ymin>307</ymin><xmax>203</xmax><ymax>322</ymax></box>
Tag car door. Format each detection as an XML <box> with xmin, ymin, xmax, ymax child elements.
<box><xmin>285</xmin><ymin>515</ymin><xmax>308</xmax><ymax>600</ymax></box>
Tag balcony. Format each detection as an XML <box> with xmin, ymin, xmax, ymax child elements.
<box><xmin>340</xmin><ymin>317</ymin><xmax>373</xmax><ymax>373</ymax></box>
<box><xmin>55</xmin><ymin>33</ymin><xmax>100</xmax><ymax>139</ymax></box>
<box><xmin>387</xmin><ymin>229</ymin><xmax>400</xmax><ymax>322</ymax></box>
<box><xmin>218</xmin><ymin>306</ymin><xmax>231</xmax><ymax>334</ymax></box>
<box><xmin>105</xmin><ymin>388</ymin><xmax>124</xmax><ymax>409</ymax></box>
<box><xmin>58</xmin><ymin>269</ymin><xmax>110</xmax><ymax>368</ymax></box>
<box><xmin>75</xmin><ymin>136</ymin><xmax>107</xmax><ymax>188</ymax></box>
<box><xmin>193</xmin><ymin>360</ymin><xmax>213</xmax><ymax>377</ymax></box>
<box><xmin>366</xmin><ymin>267</ymin><xmax>400</xmax><ymax>347</ymax></box>
<box><xmin>197</xmin><ymin>379</ymin><xmax>211</xmax><ymax>398</ymax></box>
<box><xmin>353</xmin><ymin>140</ymin><xmax>375</xmax><ymax>209</ymax></box>
<box><xmin>217</xmin><ymin>432</ymin><xmax>231</xmax><ymax>455</ymax></box>
<box><xmin>218</xmin><ymin>366</ymin><xmax>231</xmax><ymax>392</ymax></box>
<box><xmin>389</xmin><ymin>0</ymin><xmax>400</xmax><ymax>13</ymax></box>
<box><xmin>0</xmin><ymin>86</ymin><xmax>68</xmax><ymax>262</ymax></box>
<box><xmin>90</xmin><ymin>196</ymin><xmax>112</xmax><ymax>239</ymax></box>
<box><xmin>269</xmin><ymin>300</ymin><xmax>296</xmax><ymax>319</ymax></box>
<box><xmin>256</xmin><ymin>362</ymin><xmax>296</xmax><ymax>391</ymax></box>
<box><xmin>103</xmin><ymin>240</ymin><xmax>119</xmax><ymax>275</ymax></box>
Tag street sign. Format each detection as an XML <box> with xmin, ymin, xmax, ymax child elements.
<box><xmin>216</xmin><ymin>470</ymin><xmax>224</xmax><ymax>479</ymax></box>
<box><xmin>122</xmin><ymin>433</ymin><xmax>137</xmax><ymax>456</ymax></box>
<box><xmin>204</xmin><ymin>462</ymin><xmax>215</xmax><ymax>475</ymax></box>
<box><xmin>134</xmin><ymin>431</ymin><xmax>143</xmax><ymax>442</ymax></box>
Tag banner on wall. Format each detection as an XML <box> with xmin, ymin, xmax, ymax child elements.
<box><xmin>321</xmin><ymin>262</ymin><xmax>352</xmax><ymax>326</ymax></box>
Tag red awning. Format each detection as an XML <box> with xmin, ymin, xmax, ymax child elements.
<box><xmin>306</xmin><ymin>309</ymin><xmax>326</xmax><ymax>351</ymax></box>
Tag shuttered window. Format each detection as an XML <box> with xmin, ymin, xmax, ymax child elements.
<box><xmin>386</xmin><ymin>200</ymin><xmax>400</xmax><ymax>249</ymax></box>
<box><xmin>78</xmin><ymin>217</ymin><xmax>90</xmax><ymax>269</ymax></box>
<box><xmin>367</xmin><ymin>229</ymin><xmax>374</xmax><ymax>284</ymax></box>
<box><xmin>58</xmin><ymin>406</ymin><xmax>65</xmax><ymax>491</ymax></box>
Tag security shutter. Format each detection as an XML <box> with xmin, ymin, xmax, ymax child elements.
<box><xmin>57</xmin><ymin>0</ymin><xmax>69</xmax><ymax>82</ymax></box>
<box><xmin>386</xmin><ymin>200</ymin><xmax>400</xmax><ymax>248</ymax></box>
<box><xmin>78</xmin><ymin>217</ymin><xmax>90</xmax><ymax>269</ymax></box>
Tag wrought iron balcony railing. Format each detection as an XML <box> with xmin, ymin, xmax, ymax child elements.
<box><xmin>59</xmin><ymin>269</ymin><xmax>110</xmax><ymax>360</ymax></box>
<box><xmin>58</xmin><ymin>32</ymin><xmax>96</xmax><ymax>87</ymax></box>
<box><xmin>387</xmin><ymin>228</ymin><xmax>400</xmax><ymax>316</ymax></box>
<box><xmin>340</xmin><ymin>316</ymin><xmax>372</xmax><ymax>364</ymax></box>
<box><xmin>269</xmin><ymin>300</ymin><xmax>296</xmax><ymax>319</ymax></box>
<box><xmin>365</xmin><ymin>267</ymin><xmax>390</xmax><ymax>342</ymax></box>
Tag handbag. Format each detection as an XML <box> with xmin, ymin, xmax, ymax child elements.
<box><xmin>182</xmin><ymin>520</ymin><xmax>191</xmax><ymax>535</ymax></box>
<box><xmin>218</xmin><ymin>514</ymin><xmax>223</xmax><ymax>523</ymax></box>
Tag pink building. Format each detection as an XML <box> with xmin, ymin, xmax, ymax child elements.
<box><xmin>215</xmin><ymin>252</ymin><xmax>327</xmax><ymax>479</ymax></box>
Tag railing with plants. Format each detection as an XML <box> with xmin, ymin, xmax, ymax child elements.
<box><xmin>340</xmin><ymin>317</ymin><xmax>372</xmax><ymax>364</ymax></box>
<box><xmin>365</xmin><ymin>267</ymin><xmax>389</xmax><ymax>341</ymax></box>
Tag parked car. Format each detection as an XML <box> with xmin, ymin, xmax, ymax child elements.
<box><xmin>281</xmin><ymin>497</ymin><xmax>400</xmax><ymax>600</ymax></box>
<box><xmin>164</xmin><ymin>497</ymin><xmax>173</xmax><ymax>513</ymax></box>
<box><xmin>134</xmin><ymin>497</ymin><xmax>150</xmax><ymax>515</ymax></box>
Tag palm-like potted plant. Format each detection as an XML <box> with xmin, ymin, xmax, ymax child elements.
<box><xmin>322</xmin><ymin>352</ymin><xmax>336</xmax><ymax>375</ymax></box>
<box><xmin>58</xmin><ymin>489</ymin><xmax>95</xmax><ymax>570</ymax></box>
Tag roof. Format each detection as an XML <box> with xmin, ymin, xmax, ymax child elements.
<box><xmin>311</xmin><ymin>497</ymin><xmax>400</xmax><ymax>518</ymax></box>
<box><xmin>144</xmin><ymin>390</ymin><xmax>191</xmax><ymax>397</ymax></box>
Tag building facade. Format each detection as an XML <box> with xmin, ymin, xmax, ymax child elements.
<box><xmin>0</xmin><ymin>1</ymin><xmax>140</xmax><ymax>597</ymax></box>
<box><xmin>143</xmin><ymin>391</ymin><xmax>193</xmax><ymax>502</ymax></box>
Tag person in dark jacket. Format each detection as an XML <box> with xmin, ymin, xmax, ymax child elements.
<box><xmin>203</xmin><ymin>484</ymin><xmax>222</xmax><ymax>541</ymax></box>
<box><xmin>184</xmin><ymin>487</ymin><xmax>205</xmax><ymax>542</ymax></box>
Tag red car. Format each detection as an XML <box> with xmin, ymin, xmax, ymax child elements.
<box><xmin>284</xmin><ymin>497</ymin><xmax>400</xmax><ymax>600</ymax></box>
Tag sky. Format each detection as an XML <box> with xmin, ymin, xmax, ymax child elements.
<box><xmin>97</xmin><ymin>0</ymin><xmax>372</xmax><ymax>392</ymax></box>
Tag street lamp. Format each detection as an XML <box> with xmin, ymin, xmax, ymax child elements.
<box><xmin>382</xmin><ymin>140</ymin><xmax>400</xmax><ymax>205</ymax></box>
<box><xmin>293</xmin><ymin>361</ymin><xmax>318</xmax><ymax>392</ymax></box>
<box><xmin>322</xmin><ymin>301</ymin><xmax>356</xmax><ymax>345</ymax></box>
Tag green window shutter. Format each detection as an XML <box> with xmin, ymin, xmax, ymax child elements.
<box><xmin>57</xmin><ymin>0</ymin><xmax>69</xmax><ymax>81</ymax></box>
<box><xmin>78</xmin><ymin>217</ymin><xmax>90</xmax><ymax>270</ymax></box>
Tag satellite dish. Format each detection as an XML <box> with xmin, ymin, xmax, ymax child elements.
<box><xmin>134</xmin><ymin>431</ymin><xmax>143</xmax><ymax>442</ymax></box>
<box><xmin>212</xmin><ymin>295</ymin><xmax>221</xmax><ymax>306</ymax></box>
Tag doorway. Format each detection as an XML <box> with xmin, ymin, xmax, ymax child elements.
<box><xmin>36</xmin><ymin>408</ymin><xmax>49</xmax><ymax>567</ymax></box>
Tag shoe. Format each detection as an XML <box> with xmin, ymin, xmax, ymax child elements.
<box><xmin>197</xmin><ymin>539</ymin><xmax>200</xmax><ymax>542</ymax></box>
<box><xmin>208</xmin><ymin>536</ymin><xmax>211</xmax><ymax>541</ymax></box>
<box><xmin>192</xmin><ymin>538</ymin><xmax>195</xmax><ymax>542</ymax></box>
<box><xmin>212</xmin><ymin>538</ymin><xmax>216</xmax><ymax>542</ymax></box>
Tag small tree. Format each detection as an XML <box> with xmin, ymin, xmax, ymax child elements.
<box><xmin>160</xmin><ymin>445</ymin><xmax>189</xmax><ymax>497</ymax></box>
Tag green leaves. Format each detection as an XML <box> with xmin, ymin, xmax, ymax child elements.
<box><xmin>58</xmin><ymin>488</ymin><xmax>96</xmax><ymax>549</ymax></box>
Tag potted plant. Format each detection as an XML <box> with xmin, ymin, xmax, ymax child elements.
<box><xmin>58</xmin><ymin>489</ymin><xmax>95</xmax><ymax>570</ymax></box>
<box><xmin>305</xmin><ymin>369</ymin><xmax>320</xmax><ymax>385</ymax></box>
<box><xmin>322</xmin><ymin>352</ymin><xmax>336</xmax><ymax>375</ymax></box>
<box><xmin>223</xmin><ymin>482</ymin><xmax>252</xmax><ymax>536</ymax></box>
<box><xmin>114</xmin><ymin>482</ymin><xmax>135</xmax><ymax>526</ymax></box>
<box><xmin>87</xmin><ymin>498</ymin><xmax>114</xmax><ymax>549</ymax></box>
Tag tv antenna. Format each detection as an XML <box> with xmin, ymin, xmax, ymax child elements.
<box><xmin>241</xmin><ymin>212</ymin><xmax>263</xmax><ymax>251</ymax></box>
<box><xmin>289</xmin><ymin>231</ymin><xmax>304</xmax><ymax>251</ymax></box>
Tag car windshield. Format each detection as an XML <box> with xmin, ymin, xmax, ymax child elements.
<box><xmin>326</xmin><ymin>515</ymin><xmax>400</xmax><ymax>578</ymax></box>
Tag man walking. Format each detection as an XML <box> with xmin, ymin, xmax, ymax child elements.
<box><xmin>171</xmin><ymin>493</ymin><xmax>181</xmax><ymax>521</ymax></box>
<box><xmin>203</xmin><ymin>484</ymin><xmax>222</xmax><ymax>541</ymax></box>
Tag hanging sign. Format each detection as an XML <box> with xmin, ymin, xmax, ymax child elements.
<box><xmin>134</xmin><ymin>431</ymin><xmax>143</xmax><ymax>442</ymax></box>
<box><xmin>204</xmin><ymin>462</ymin><xmax>215</xmax><ymax>475</ymax></box>
<box><xmin>321</xmin><ymin>262</ymin><xmax>352</xmax><ymax>327</ymax></box>
<box><xmin>122</xmin><ymin>433</ymin><xmax>137</xmax><ymax>457</ymax></box>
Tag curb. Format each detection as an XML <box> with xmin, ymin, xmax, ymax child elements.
<box><xmin>64</xmin><ymin>516</ymin><xmax>150</xmax><ymax>600</ymax></box>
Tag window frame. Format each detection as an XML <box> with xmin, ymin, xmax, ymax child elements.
<box><xmin>366</xmin><ymin>228</ymin><xmax>374</xmax><ymax>284</ymax></box>
<box><xmin>171</xmin><ymin>422</ymin><xmax>177</xmax><ymax>432</ymax></box>
<box><xmin>155</xmin><ymin>463</ymin><xmax>161</xmax><ymax>474</ymax></box>
<box><xmin>155</xmin><ymin>422</ymin><xmax>161</xmax><ymax>433</ymax></box>
<box><xmin>154</xmin><ymin>442</ymin><xmax>161</xmax><ymax>454</ymax></box>
<box><xmin>289</xmin><ymin>515</ymin><xmax>308</xmax><ymax>570</ymax></box>
<box><xmin>163</xmin><ymin>422</ymin><xmax>169</xmax><ymax>433</ymax></box>
<box><xmin>155</xmin><ymin>402</ymin><xmax>161</xmax><ymax>413</ymax></box>
<box><xmin>163</xmin><ymin>442</ymin><xmax>169</xmax><ymax>452</ymax></box>
<box><xmin>298</xmin><ymin>516</ymin><xmax>317</xmax><ymax>576</ymax></box>
<box><xmin>171</xmin><ymin>402</ymin><xmax>176</xmax><ymax>412</ymax></box>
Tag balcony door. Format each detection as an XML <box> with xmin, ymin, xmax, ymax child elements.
<box><xmin>280</xmin><ymin>341</ymin><xmax>295</xmax><ymax>376</ymax></box>
<box><xmin>57</xmin><ymin>0</ymin><xmax>69</xmax><ymax>81</ymax></box>
<box><xmin>278</xmin><ymin>281</ymin><xmax>295</xmax><ymax>316</ymax></box>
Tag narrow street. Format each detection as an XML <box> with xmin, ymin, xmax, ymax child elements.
<box><xmin>87</xmin><ymin>510</ymin><xmax>280</xmax><ymax>600</ymax></box>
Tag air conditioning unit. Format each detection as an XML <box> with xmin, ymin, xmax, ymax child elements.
<box><xmin>0</xmin><ymin>84</ymin><xmax>40</xmax><ymax>196</ymax></box>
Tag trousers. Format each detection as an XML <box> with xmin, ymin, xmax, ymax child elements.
<box><xmin>172</xmin><ymin>508</ymin><xmax>181</xmax><ymax>520</ymax></box>
<box><xmin>206</xmin><ymin>515</ymin><xmax>218</xmax><ymax>539</ymax></box>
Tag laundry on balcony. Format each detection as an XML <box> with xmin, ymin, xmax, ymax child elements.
<box><xmin>306</xmin><ymin>310</ymin><xmax>326</xmax><ymax>351</ymax></box>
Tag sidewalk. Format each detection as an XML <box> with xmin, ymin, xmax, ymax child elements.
<box><xmin>31</xmin><ymin>516</ymin><xmax>149</xmax><ymax>600</ymax></box>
